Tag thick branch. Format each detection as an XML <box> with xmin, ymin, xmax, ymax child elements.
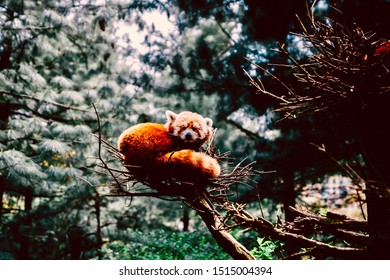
<box><xmin>227</xmin><ymin>206</ymin><xmax>367</xmax><ymax>259</ymax></box>
<box><xmin>187</xmin><ymin>189</ymin><xmax>255</xmax><ymax>260</ymax></box>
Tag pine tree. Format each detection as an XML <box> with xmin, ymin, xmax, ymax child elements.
<box><xmin>0</xmin><ymin>0</ymin><xmax>133</xmax><ymax>259</ymax></box>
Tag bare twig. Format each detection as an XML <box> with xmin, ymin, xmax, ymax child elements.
<box><xmin>1</xmin><ymin>90</ymin><xmax>90</xmax><ymax>112</ymax></box>
<box><xmin>247</xmin><ymin>10</ymin><xmax>390</xmax><ymax>119</ymax></box>
<box><xmin>92</xmin><ymin>103</ymin><xmax>130</xmax><ymax>194</ymax></box>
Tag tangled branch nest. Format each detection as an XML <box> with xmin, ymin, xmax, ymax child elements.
<box><xmin>92</xmin><ymin>105</ymin><xmax>259</xmax><ymax>207</ymax></box>
<box><xmin>248</xmin><ymin>5</ymin><xmax>390</xmax><ymax>120</ymax></box>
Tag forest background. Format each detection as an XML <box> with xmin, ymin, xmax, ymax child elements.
<box><xmin>0</xmin><ymin>0</ymin><xmax>389</xmax><ymax>260</ymax></box>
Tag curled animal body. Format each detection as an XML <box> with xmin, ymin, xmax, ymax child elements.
<box><xmin>117</xmin><ymin>110</ymin><xmax>221</xmax><ymax>183</ymax></box>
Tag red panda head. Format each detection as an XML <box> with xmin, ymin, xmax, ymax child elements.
<box><xmin>164</xmin><ymin>110</ymin><xmax>214</xmax><ymax>144</ymax></box>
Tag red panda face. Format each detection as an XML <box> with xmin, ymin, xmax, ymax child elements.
<box><xmin>164</xmin><ymin>110</ymin><xmax>213</xmax><ymax>144</ymax></box>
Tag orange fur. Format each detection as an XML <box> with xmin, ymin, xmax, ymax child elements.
<box><xmin>117</xmin><ymin>110</ymin><xmax>221</xmax><ymax>182</ymax></box>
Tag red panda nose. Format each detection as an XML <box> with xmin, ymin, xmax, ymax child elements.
<box><xmin>185</xmin><ymin>132</ymin><xmax>193</xmax><ymax>140</ymax></box>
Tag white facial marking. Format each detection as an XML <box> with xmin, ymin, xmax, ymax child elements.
<box><xmin>180</xmin><ymin>128</ymin><xmax>198</xmax><ymax>141</ymax></box>
<box><xmin>172</xmin><ymin>126</ymin><xmax>180</xmax><ymax>135</ymax></box>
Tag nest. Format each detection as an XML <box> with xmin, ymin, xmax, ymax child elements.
<box><xmin>92</xmin><ymin>105</ymin><xmax>259</xmax><ymax>207</ymax></box>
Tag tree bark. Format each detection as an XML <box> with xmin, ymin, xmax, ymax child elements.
<box><xmin>367</xmin><ymin>194</ymin><xmax>390</xmax><ymax>259</ymax></box>
<box><xmin>19</xmin><ymin>189</ymin><xmax>33</xmax><ymax>259</ymax></box>
<box><xmin>280</xmin><ymin>170</ymin><xmax>299</xmax><ymax>257</ymax></box>
<box><xmin>182</xmin><ymin>207</ymin><xmax>189</xmax><ymax>232</ymax></box>
<box><xmin>282</xmin><ymin>171</ymin><xmax>296</xmax><ymax>222</ymax></box>
<box><xmin>0</xmin><ymin>177</ymin><xmax>4</xmax><ymax>218</ymax></box>
<box><xmin>94</xmin><ymin>193</ymin><xmax>103</xmax><ymax>260</ymax></box>
<box><xmin>356</xmin><ymin>96</ymin><xmax>390</xmax><ymax>259</ymax></box>
<box><xmin>189</xmin><ymin>190</ymin><xmax>255</xmax><ymax>260</ymax></box>
<box><xmin>67</xmin><ymin>225</ymin><xmax>84</xmax><ymax>260</ymax></box>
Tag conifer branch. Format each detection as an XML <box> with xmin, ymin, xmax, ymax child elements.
<box><xmin>1</xmin><ymin>90</ymin><xmax>91</xmax><ymax>112</ymax></box>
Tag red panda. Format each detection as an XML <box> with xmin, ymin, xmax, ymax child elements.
<box><xmin>117</xmin><ymin>110</ymin><xmax>221</xmax><ymax>183</ymax></box>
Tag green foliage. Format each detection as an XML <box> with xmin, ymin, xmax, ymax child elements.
<box><xmin>0</xmin><ymin>150</ymin><xmax>47</xmax><ymax>185</ymax></box>
<box><xmin>250</xmin><ymin>237</ymin><xmax>285</xmax><ymax>260</ymax></box>
<box><xmin>0</xmin><ymin>0</ymin><xmax>130</xmax><ymax>259</ymax></box>
<box><xmin>100</xmin><ymin>229</ymin><xmax>231</xmax><ymax>260</ymax></box>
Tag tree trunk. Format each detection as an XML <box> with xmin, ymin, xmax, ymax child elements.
<box><xmin>282</xmin><ymin>171</ymin><xmax>296</xmax><ymax>222</ymax></box>
<box><xmin>0</xmin><ymin>177</ymin><xmax>4</xmax><ymax>218</ymax></box>
<box><xmin>367</xmin><ymin>194</ymin><xmax>390</xmax><ymax>259</ymax></box>
<box><xmin>280</xmin><ymin>170</ymin><xmax>300</xmax><ymax>257</ymax></box>
<box><xmin>356</xmin><ymin>96</ymin><xmax>390</xmax><ymax>259</ymax></box>
<box><xmin>19</xmin><ymin>189</ymin><xmax>33</xmax><ymax>259</ymax></box>
<box><xmin>94</xmin><ymin>193</ymin><xmax>103</xmax><ymax>260</ymax></box>
<box><xmin>67</xmin><ymin>225</ymin><xmax>84</xmax><ymax>260</ymax></box>
<box><xmin>189</xmin><ymin>189</ymin><xmax>255</xmax><ymax>260</ymax></box>
<box><xmin>182</xmin><ymin>207</ymin><xmax>189</xmax><ymax>231</ymax></box>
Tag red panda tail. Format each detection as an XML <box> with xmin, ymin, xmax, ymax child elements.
<box><xmin>155</xmin><ymin>149</ymin><xmax>221</xmax><ymax>180</ymax></box>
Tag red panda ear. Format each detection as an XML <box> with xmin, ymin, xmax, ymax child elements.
<box><xmin>205</xmin><ymin>118</ymin><xmax>213</xmax><ymax>128</ymax></box>
<box><xmin>165</xmin><ymin>110</ymin><xmax>177</xmax><ymax>123</ymax></box>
